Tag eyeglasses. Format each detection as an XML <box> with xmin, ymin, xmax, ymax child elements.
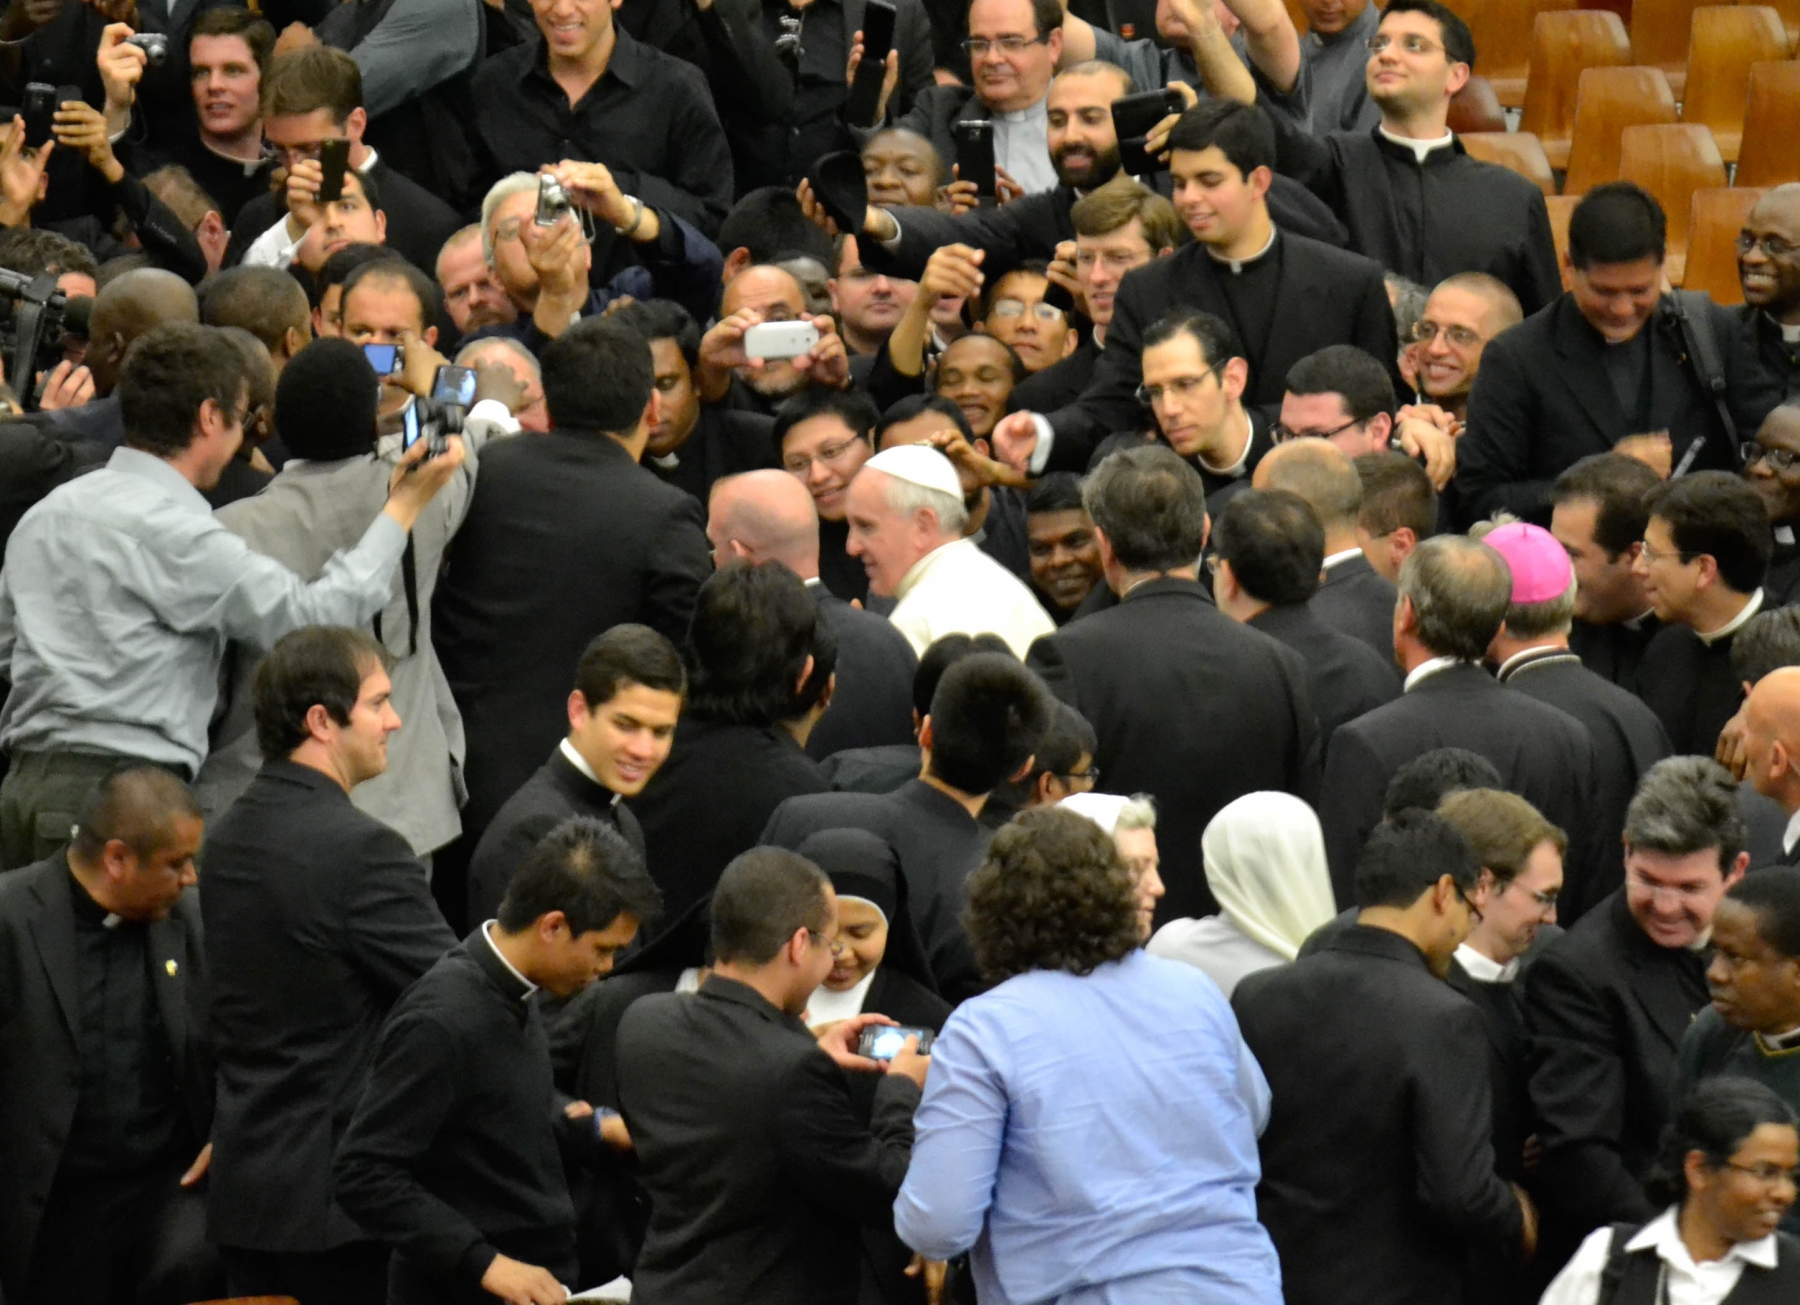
<box><xmin>1637</xmin><ymin>543</ymin><xmax>1693</xmax><ymax>567</ymax></box>
<box><xmin>1407</xmin><ymin>319</ymin><xmax>1485</xmax><ymax>349</ymax></box>
<box><xmin>1723</xmin><ymin>1161</ymin><xmax>1800</xmax><ymax>1187</ymax></box>
<box><xmin>265</xmin><ymin>141</ymin><xmax>324</xmax><ymax>167</ymax></box>
<box><xmin>1506</xmin><ymin>881</ymin><xmax>1560</xmax><ymax>911</ymax></box>
<box><xmin>783</xmin><ymin>436</ymin><xmax>866</xmax><ymax>475</ymax></box>
<box><xmin>990</xmin><ymin>298</ymin><xmax>1065</xmax><ymax>322</ymax></box>
<box><xmin>1453</xmin><ymin>882</ymin><xmax>1484</xmax><ymax>925</ymax></box>
<box><xmin>1135</xmin><ymin>369</ymin><xmax>1215</xmax><ymax>406</ymax></box>
<box><xmin>962</xmin><ymin>33</ymin><xmax>1049</xmax><ymax>57</ymax></box>
<box><xmin>1367</xmin><ymin>33</ymin><xmax>1444</xmax><ymax>56</ymax></box>
<box><xmin>1736</xmin><ymin>232</ymin><xmax>1799</xmax><ymax>259</ymax></box>
<box><xmin>1272</xmin><ymin>416</ymin><xmax>1364</xmax><ymax>444</ymax></box>
<box><xmin>805</xmin><ymin>928</ymin><xmax>844</xmax><ymax>955</ymax></box>
<box><xmin>1743</xmin><ymin>441</ymin><xmax>1800</xmax><ymax>471</ymax></box>
<box><xmin>1059</xmin><ymin>766</ymin><xmax>1099</xmax><ymax>789</ymax></box>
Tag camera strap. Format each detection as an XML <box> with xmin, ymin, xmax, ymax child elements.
<box><xmin>371</xmin><ymin>534</ymin><xmax>421</xmax><ymax>658</ymax></box>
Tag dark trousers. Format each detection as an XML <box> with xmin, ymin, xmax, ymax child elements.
<box><xmin>21</xmin><ymin>1159</ymin><xmax>222</xmax><ymax>1305</ymax></box>
<box><xmin>222</xmin><ymin>1240</ymin><xmax>391</xmax><ymax>1305</ymax></box>
<box><xmin>0</xmin><ymin>750</ymin><xmax>146</xmax><ymax>870</ymax></box>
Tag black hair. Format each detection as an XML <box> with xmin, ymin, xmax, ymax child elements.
<box><xmin>1083</xmin><ymin>444</ymin><xmax>1209</xmax><ymax>572</ymax></box>
<box><xmin>925</xmin><ymin>653</ymin><xmax>1057</xmax><ymax>795</ymax></box>
<box><xmin>190</xmin><ymin>6</ymin><xmax>276</xmax><ymax>72</ymax></box>
<box><xmin>1165</xmin><ymin>99</ymin><xmax>1276</xmax><ymax>178</ymax></box>
<box><xmin>252</xmin><ymin>626</ymin><xmax>392</xmax><ymax>760</ymax></box>
<box><xmin>938</xmin><ymin>331</ymin><xmax>1028</xmax><ymax>384</ymax></box>
<box><xmin>685</xmin><ymin>562</ymin><xmax>820</xmax><ymax>727</ymax></box>
<box><xmin>773</xmin><ymin>385</ymin><xmax>880</xmax><ymax>452</ymax></box>
<box><xmin>1027</xmin><ymin>471</ymin><xmax>1086</xmax><ymax>516</ymax></box>
<box><xmin>1382</xmin><ymin>0</ymin><xmax>1475</xmax><ymax>69</ymax></box>
<box><xmin>1733</xmin><ymin>609</ymin><xmax>1800</xmax><ymax>687</ymax></box>
<box><xmin>1726</xmin><ymin>867</ymin><xmax>1800</xmax><ymax>960</ymax></box>
<box><xmin>1644</xmin><ymin>471</ymin><xmax>1774</xmax><ymax>595</ymax></box>
<box><xmin>1356</xmin><ymin>450</ymin><xmax>1437</xmax><ymax>540</ymax></box>
<box><xmin>1384</xmin><ymin>747</ymin><xmax>1504</xmax><ymax>818</ymax></box>
<box><xmin>0</xmin><ymin>226</ymin><xmax>98</xmax><ymax>281</ymax></box>
<box><xmin>1569</xmin><ymin>182</ymin><xmax>1667</xmax><ymax>270</ymax></box>
<box><xmin>542</xmin><ymin>316</ymin><xmax>657</xmax><ymax>435</ymax></box>
<box><xmin>1030</xmin><ymin>701</ymin><xmax>1098</xmax><ymax>779</ymax></box>
<box><xmin>797</xmin><ymin>602</ymin><xmax>839</xmax><ymax>716</ymax></box>
<box><xmin>201</xmin><ymin>266</ymin><xmax>311</xmax><ymax>355</ymax></box>
<box><xmin>274</xmin><ymin>336</ymin><xmax>380</xmax><ymax>461</ymax></box>
<box><xmin>338</xmin><ymin>257</ymin><xmax>439</xmax><ymax>334</ymax></box>
<box><xmin>1284</xmin><ymin>345</ymin><xmax>1396</xmax><ymax>423</ymax></box>
<box><xmin>1646</xmin><ymin>1078</ymin><xmax>1798</xmax><ymax>1205</ymax></box>
<box><xmin>710</xmin><ymin>846</ymin><xmax>832</xmax><ymax>965</ymax></box>
<box><xmin>1354</xmin><ymin>808</ymin><xmax>1480</xmax><ymax>910</ymax></box>
<box><xmin>1214</xmin><ymin>489</ymin><xmax>1326</xmax><ymax>605</ymax></box>
<box><xmin>718</xmin><ymin>187</ymin><xmax>834</xmax><ymax>266</ymax></box>
<box><xmin>68</xmin><ymin>765</ymin><xmax>200</xmax><ymax>864</ymax></box>
<box><xmin>574</xmin><ymin>625</ymin><xmax>687</xmax><ymax>708</ymax></box>
<box><xmin>118</xmin><ymin>322</ymin><xmax>247</xmax><ymax>458</ymax></box>
<box><xmin>1141</xmin><ymin>308</ymin><xmax>1243</xmax><ymax>371</ymax></box>
<box><xmin>608</xmin><ymin>298</ymin><xmax>702</xmax><ymax>367</ymax></box>
<box><xmin>912</xmin><ymin>632</ymin><xmax>1013</xmax><ymax>718</ymax></box>
<box><xmin>314</xmin><ymin>243</ymin><xmax>403</xmax><ymax>308</ymax></box>
<box><xmin>879</xmin><ymin>393</ymin><xmax>974</xmax><ymax>444</ymax></box>
<box><xmin>1552</xmin><ymin>452</ymin><xmax>1662</xmax><ymax>558</ymax></box>
<box><xmin>496</xmin><ymin>815</ymin><xmax>662</xmax><ymax>937</ymax></box>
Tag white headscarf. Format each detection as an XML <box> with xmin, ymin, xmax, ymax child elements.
<box><xmin>1201</xmin><ymin>792</ymin><xmax>1336</xmax><ymax>961</ymax></box>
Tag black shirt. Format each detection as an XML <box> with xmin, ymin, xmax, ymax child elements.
<box><xmin>1603</xmin><ymin>329</ymin><xmax>1653</xmax><ymax>433</ymax></box>
<box><xmin>64</xmin><ymin>874</ymin><xmax>184</xmax><ymax>1174</ymax></box>
<box><xmin>972</xmin><ymin>486</ymin><xmax>1030</xmax><ymax>581</ymax></box>
<box><xmin>470</xmin><ymin>28</ymin><xmax>735</xmax><ymax>237</ymax></box>
<box><xmin>1212</xmin><ymin>239</ymin><xmax>1283</xmax><ymax>385</ymax></box>
<box><xmin>131</xmin><ymin>133</ymin><xmax>275</xmax><ymax>228</ymax></box>
<box><xmin>819</xmin><ymin>516</ymin><xmax>870</xmax><ymax>603</ymax></box>
<box><xmin>748</xmin><ymin>0</ymin><xmax>850</xmax><ymax>187</ymax></box>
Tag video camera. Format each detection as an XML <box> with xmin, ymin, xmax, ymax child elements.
<box><xmin>0</xmin><ymin>269</ymin><xmax>88</xmax><ymax>410</ymax></box>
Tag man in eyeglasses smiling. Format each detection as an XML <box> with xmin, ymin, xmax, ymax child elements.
<box><xmin>1729</xmin><ymin>185</ymin><xmax>1800</xmax><ymax>438</ymax></box>
<box><xmin>1402</xmin><ymin>272</ymin><xmax>1523</xmax><ymax>423</ymax></box>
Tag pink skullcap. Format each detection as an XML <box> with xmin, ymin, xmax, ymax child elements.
<box><xmin>1484</xmin><ymin>521</ymin><xmax>1573</xmax><ymax>604</ymax></box>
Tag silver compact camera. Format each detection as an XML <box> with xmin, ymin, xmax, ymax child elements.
<box><xmin>535</xmin><ymin>175</ymin><xmax>573</xmax><ymax>227</ymax></box>
<box><xmin>124</xmin><ymin>33</ymin><xmax>170</xmax><ymax>66</ymax></box>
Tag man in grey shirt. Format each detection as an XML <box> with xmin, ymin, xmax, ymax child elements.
<box><xmin>1298</xmin><ymin>0</ymin><xmax>1381</xmax><ymax>134</ymax></box>
<box><xmin>0</xmin><ymin>322</ymin><xmax>464</xmax><ymax>869</ymax></box>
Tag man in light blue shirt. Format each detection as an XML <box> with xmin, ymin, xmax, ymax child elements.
<box><xmin>895</xmin><ymin>805</ymin><xmax>1282</xmax><ymax>1305</ymax></box>
<box><xmin>0</xmin><ymin>322</ymin><xmax>464</xmax><ymax>868</ymax></box>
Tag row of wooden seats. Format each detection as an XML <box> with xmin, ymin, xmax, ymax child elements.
<box><xmin>1540</xmin><ymin>185</ymin><xmax>1763</xmax><ymax>299</ymax></box>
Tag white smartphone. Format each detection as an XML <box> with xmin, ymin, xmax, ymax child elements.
<box><xmin>743</xmin><ymin>320</ymin><xmax>820</xmax><ymax>360</ymax></box>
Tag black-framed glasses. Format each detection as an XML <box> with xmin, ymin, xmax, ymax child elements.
<box><xmin>1272</xmin><ymin>416</ymin><xmax>1364</xmax><ymax>444</ymax></box>
<box><xmin>1059</xmin><ymin>766</ymin><xmax>1099</xmax><ymax>789</ymax></box>
<box><xmin>1737</xmin><ymin>232</ymin><xmax>1799</xmax><ymax>259</ymax></box>
<box><xmin>1453</xmin><ymin>882</ymin><xmax>1484</xmax><ymax>925</ymax></box>
<box><xmin>962</xmin><ymin>32</ymin><xmax>1049</xmax><ymax>57</ymax></box>
<box><xmin>1135</xmin><ymin>369</ymin><xmax>1215</xmax><ymax>406</ymax></box>
<box><xmin>1743</xmin><ymin>441</ymin><xmax>1800</xmax><ymax>471</ymax></box>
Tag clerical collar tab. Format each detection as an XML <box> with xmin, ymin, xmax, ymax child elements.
<box><xmin>1206</xmin><ymin>227</ymin><xmax>1277</xmax><ymax>274</ymax></box>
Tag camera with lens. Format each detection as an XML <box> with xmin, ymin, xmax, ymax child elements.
<box><xmin>403</xmin><ymin>395</ymin><xmax>466</xmax><ymax>458</ymax></box>
<box><xmin>0</xmin><ymin>269</ymin><xmax>86</xmax><ymax>409</ymax></box>
<box><xmin>124</xmin><ymin>33</ymin><xmax>170</xmax><ymax>66</ymax></box>
<box><xmin>535</xmin><ymin>175</ymin><xmax>572</xmax><ymax>226</ymax></box>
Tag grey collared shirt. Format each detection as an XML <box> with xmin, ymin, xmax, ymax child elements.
<box><xmin>0</xmin><ymin>446</ymin><xmax>408</xmax><ymax>773</ymax></box>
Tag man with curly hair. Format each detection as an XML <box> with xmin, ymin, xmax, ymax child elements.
<box><xmin>895</xmin><ymin>806</ymin><xmax>1281</xmax><ymax>1305</ymax></box>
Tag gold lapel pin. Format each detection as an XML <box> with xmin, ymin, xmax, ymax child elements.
<box><xmin>165</xmin><ymin>959</ymin><xmax>178</xmax><ymax>977</ymax></box>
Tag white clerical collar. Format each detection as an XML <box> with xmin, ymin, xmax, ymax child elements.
<box><xmin>558</xmin><ymin>738</ymin><xmax>622</xmax><ymax>806</ymax></box>
<box><xmin>995</xmin><ymin>99</ymin><xmax>1046</xmax><ymax>123</ymax></box>
<box><xmin>1379</xmin><ymin>124</ymin><xmax>1455</xmax><ymax>164</ymax></box>
<box><xmin>1784</xmin><ymin>806</ymin><xmax>1800</xmax><ymax>857</ymax></box>
<box><xmin>1697</xmin><ymin>588</ymin><xmax>1763</xmax><ymax>646</ymax></box>
<box><xmin>1778</xmin><ymin>525</ymin><xmax>1796</xmax><ymax>546</ymax></box>
<box><xmin>1455</xmin><ymin>942</ymin><xmax>1519</xmax><ymax>984</ymax></box>
<box><xmin>1773</xmin><ymin>316</ymin><xmax>1800</xmax><ymax>344</ymax></box>
<box><xmin>1193</xmin><ymin>407</ymin><xmax>1253</xmax><ymax>478</ymax></box>
<box><xmin>1206</xmin><ymin>226</ymin><xmax>1277</xmax><ymax>274</ymax></box>
<box><xmin>1627</xmin><ymin>1206</ymin><xmax>1780</xmax><ymax>1272</ymax></box>
<box><xmin>1403</xmin><ymin>656</ymin><xmax>1464</xmax><ymax>691</ymax></box>
<box><xmin>1322</xmin><ymin>547</ymin><xmax>1365</xmax><ymax>570</ymax></box>
<box><xmin>481</xmin><ymin>920</ymin><xmax>539</xmax><ymax>1000</ymax></box>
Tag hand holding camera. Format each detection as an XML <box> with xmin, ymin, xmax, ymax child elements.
<box><xmin>95</xmin><ymin>23</ymin><xmax>147</xmax><ymax>117</ymax></box>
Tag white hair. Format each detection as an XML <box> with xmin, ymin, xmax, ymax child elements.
<box><xmin>883</xmin><ymin>473</ymin><xmax>968</xmax><ymax>536</ymax></box>
<box><xmin>455</xmin><ymin>335</ymin><xmax>541</xmax><ymax>379</ymax></box>
<box><xmin>480</xmin><ymin>173</ymin><xmax>542</xmax><ymax>267</ymax></box>
<box><xmin>1114</xmin><ymin>795</ymin><xmax>1157</xmax><ymax>832</ymax></box>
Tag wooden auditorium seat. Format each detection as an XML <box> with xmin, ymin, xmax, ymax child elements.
<box><xmin>1546</xmin><ymin>195</ymin><xmax>1580</xmax><ymax>289</ymax></box>
<box><xmin>1630</xmin><ymin>0</ymin><xmax>1713</xmax><ymax>95</ymax></box>
<box><xmin>1680</xmin><ymin>186</ymin><xmax>1766</xmax><ymax>299</ymax></box>
<box><xmin>1449</xmin><ymin>73</ymin><xmax>1508</xmax><ymax>132</ymax></box>
<box><xmin>1734</xmin><ymin>59</ymin><xmax>1800</xmax><ymax>186</ymax></box>
<box><xmin>1459</xmin><ymin>131</ymin><xmax>1559</xmax><ymax>195</ymax></box>
<box><xmin>1759</xmin><ymin>0</ymin><xmax>1799</xmax><ymax>49</ymax></box>
<box><xmin>1564</xmin><ymin>66</ymin><xmax>1679</xmax><ymax>196</ymax></box>
<box><xmin>1617</xmin><ymin>122</ymin><xmax>1729</xmax><ymax>282</ymax></box>
<box><xmin>1679</xmin><ymin>6</ymin><xmax>1793</xmax><ymax>161</ymax></box>
<box><xmin>1518</xmin><ymin>11</ymin><xmax>1634</xmax><ymax>169</ymax></box>
<box><xmin>1470</xmin><ymin>0</ymin><xmax>1579</xmax><ymax>105</ymax></box>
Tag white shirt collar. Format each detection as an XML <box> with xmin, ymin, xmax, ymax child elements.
<box><xmin>1455</xmin><ymin>942</ymin><xmax>1519</xmax><ymax>984</ymax></box>
<box><xmin>1404</xmin><ymin>655</ymin><xmax>1465</xmax><ymax>691</ymax></box>
<box><xmin>1206</xmin><ymin>226</ymin><xmax>1277</xmax><ymax>275</ymax></box>
<box><xmin>1784</xmin><ymin>806</ymin><xmax>1800</xmax><ymax>857</ymax></box>
<box><xmin>1775</xmin><ymin>316</ymin><xmax>1800</xmax><ymax>344</ymax></box>
<box><xmin>481</xmin><ymin>920</ymin><xmax>539</xmax><ymax>1000</ymax></box>
<box><xmin>1378</xmin><ymin>124</ymin><xmax>1455</xmax><ymax>164</ymax></box>
<box><xmin>1193</xmin><ymin>407</ymin><xmax>1253</xmax><ymax>478</ymax></box>
<box><xmin>1322</xmin><ymin>547</ymin><xmax>1365</xmax><ymax>570</ymax></box>
<box><xmin>1625</xmin><ymin>1205</ymin><xmax>1781</xmax><ymax>1271</ymax></box>
<box><xmin>1697</xmin><ymin>588</ymin><xmax>1764</xmax><ymax>646</ymax></box>
<box><xmin>558</xmin><ymin>738</ymin><xmax>622</xmax><ymax>805</ymax></box>
<box><xmin>994</xmin><ymin>99</ymin><xmax>1046</xmax><ymax>123</ymax></box>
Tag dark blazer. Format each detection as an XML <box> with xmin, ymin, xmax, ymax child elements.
<box><xmin>225</xmin><ymin>155</ymin><xmax>461</xmax><ymax>275</ymax></box>
<box><xmin>1248</xmin><ymin>601</ymin><xmax>1400</xmax><ymax>749</ymax></box>
<box><xmin>1308</xmin><ymin>552</ymin><xmax>1397</xmax><ymax>660</ymax></box>
<box><xmin>629</xmin><ymin>716</ymin><xmax>829</xmax><ymax>924</ymax></box>
<box><xmin>1635</xmin><ymin>616</ymin><xmax>1754</xmax><ymax>759</ymax></box>
<box><xmin>200</xmin><ymin>760</ymin><xmax>458</xmax><ymax>1252</ymax></box>
<box><xmin>1040</xmin><ymin>232</ymin><xmax>1398</xmax><ymax>473</ymax></box>
<box><xmin>1233</xmin><ymin>926</ymin><xmax>1523</xmax><ymax>1305</ymax></box>
<box><xmin>807</xmin><ymin>585</ymin><xmax>919</xmax><ymax>762</ymax></box>
<box><xmin>1523</xmin><ymin>890</ymin><xmax>1710</xmax><ymax>1266</ymax></box>
<box><xmin>1026</xmin><ymin>577</ymin><xmax>1321</xmax><ymax>921</ymax></box>
<box><xmin>1318</xmin><ymin>663</ymin><xmax>1600</xmax><ymax>908</ymax></box>
<box><xmin>434</xmin><ymin>431</ymin><xmax>711</xmax><ymax>837</ymax></box>
<box><xmin>615</xmin><ymin>977</ymin><xmax>919</xmax><ymax>1305</ymax></box>
<box><xmin>1569</xmin><ymin>615</ymin><xmax>1661</xmax><ymax>695</ymax></box>
<box><xmin>465</xmin><ymin>747</ymin><xmax>648</xmax><ymax>925</ymax></box>
<box><xmin>1497</xmin><ymin>648</ymin><xmax>1672</xmax><ymax>922</ymax></box>
<box><xmin>1456</xmin><ymin>295</ymin><xmax>1739</xmax><ymax>526</ymax></box>
<box><xmin>760</xmin><ymin>778</ymin><xmax>990</xmax><ymax>1002</ymax></box>
<box><xmin>820</xmin><ymin>742</ymin><xmax>923</xmax><ymax>794</ymax></box>
<box><xmin>0</xmin><ymin>857</ymin><xmax>211</xmax><ymax>1300</ymax></box>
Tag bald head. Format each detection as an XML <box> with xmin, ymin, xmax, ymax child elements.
<box><xmin>708</xmin><ymin>469</ymin><xmax>821</xmax><ymax>578</ymax></box>
<box><xmin>1744</xmin><ymin>184</ymin><xmax>1800</xmax><ymax>318</ymax></box>
<box><xmin>721</xmin><ymin>265</ymin><xmax>806</xmax><ymax>320</ymax></box>
<box><xmin>1254</xmin><ymin>438</ymin><xmax>1363</xmax><ymax>535</ymax></box>
<box><xmin>1746</xmin><ymin>666</ymin><xmax>1800</xmax><ymax>811</ymax></box>
<box><xmin>1433</xmin><ymin>272</ymin><xmax>1523</xmax><ymax>333</ymax></box>
<box><xmin>89</xmin><ymin>269</ymin><xmax>201</xmax><ymax>395</ymax></box>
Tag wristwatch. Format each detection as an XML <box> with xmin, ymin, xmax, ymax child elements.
<box><xmin>615</xmin><ymin>196</ymin><xmax>645</xmax><ymax>238</ymax></box>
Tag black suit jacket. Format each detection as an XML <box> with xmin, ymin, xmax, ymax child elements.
<box><xmin>1319</xmin><ymin>663</ymin><xmax>1600</xmax><ymax>907</ymax></box>
<box><xmin>465</xmin><ymin>747</ymin><xmax>648</xmax><ymax>925</ymax></box>
<box><xmin>1026</xmin><ymin>577</ymin><xmax>1320</xmax><ymax>920</ymax></box>
<box><xmin>1233</xmin><ymin>926</ymin><xmax>1523</xmax><ymax>1305</ymax></box>
<box><xmin>1569</xmin><ymin>615</ymin><xmax>1661</xmax><ymax>695</ymax></box>
<box><xmin>1636</xmin><ymin>616</ymin><xmax>1753</xmax><ymax>759</ymax></box>
<box><xmin>1497</xmin><ymin>648</ymin><xmax>1672</xmax><ymax>922</ymax></box>
<box><xmin>615</xmin><ymin>977</ymin><xmax>919</xmax><ymax>1305</ymax></box>
<box><xmin>629</xmin><ymin>716</ymin><xmax>829</xmax><ymax>924</ymax></box>
<box><xmin>1522</xmin><ymin>890</ymin><xmax>1710</xmax><ymax>1263</ymax></box>
<box><xmin>0</xmin><ymin>857</ymin><xmax>211</xmax><ymax>1300</ymax></box>
<box><xmin>434</xmin><ymin>431</ymin><xmax>711</xmax><ymax>835</ymax></box>
<box><xmin>1308</xmin><ymin>552</ymin><xmax>1397</xmax><ymax>660</ymax></box>
<box><xmin>1040</xmin><ymin>232</ymin><xmax>1398</xmax><ymax>473</ymax></box>
<box><xmin>760</xmin><ymin>778</ymin><xmax>989</xmax><ymax>1002</ymax></box>
<box><xmin>200</xmin><ymin>760</ymin><xmax>458</xmax><ymax>1252</ymax></box>
<box><xmin>225</xmin><ymin>155</ymin><xmax>462</xmax><ymax>274</ymax></box>
<box><xmin>806</xmin><ymin>586</ymin><xmax>919</xmax><ymax>762</ymax></box>
<box><xmin>1456</xmin><ymin>295</ymin><xmax>1739</xmax><ymax>526</ymax></box>
<box><xmin>1248</xmin><ymin>601</ymin><xmax>1400</xmax><ymax>749</ymax></box>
